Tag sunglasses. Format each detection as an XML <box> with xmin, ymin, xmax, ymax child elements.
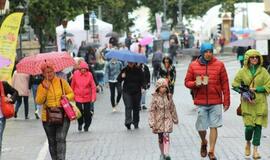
<box><xmin>250</xmin><ymin>56</ymin><xmax>259</xmax><ymax>60</ymax></box>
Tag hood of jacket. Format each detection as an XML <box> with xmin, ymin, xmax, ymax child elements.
<box><xmin>243</xmin><ymin>49</ymin><xmax>263</xmax><ymax>68</ymax></box>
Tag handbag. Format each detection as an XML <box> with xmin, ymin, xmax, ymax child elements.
<box><xmin>0</xmin><ymin>82</ymin><xmax>15</xmax><ymax>119</ymax></box>
<box><xmin>46</xmin><ymin>107</ymin><xmax>64</xmax><ymax>124</ymax></box>
<box><xmin>60</xmin><ymin>79</ymin><xmax>76</xmax><ymax>121</ymax></box>
<box><xmin>236</xmin><ymin>103</ymin><xmax>242</xmax><ymax>116</ymax></box>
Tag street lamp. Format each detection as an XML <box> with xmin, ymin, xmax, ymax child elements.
<box><xmin>90</xmin><ymin>11</ymin><xmax>96</xmax><ymax>43</ymax></box>
<box><xmin>16</xmin><ymin>2</ymin><xmax>25</xmax><ymax>58</ymax></box>
<box><xmin>61</xmin><ymin>19</ymin><xmax>68</xmax><ymax>51</ymax></box>
<box><xmin>160</xmin><ymin>0</ymin><xmax>171</xmax><ymax>53</ymax></box>
<box><xmin>175</xmin><ymin>0</ymin><xmax>185</xmax><ymax>49</ymax></box>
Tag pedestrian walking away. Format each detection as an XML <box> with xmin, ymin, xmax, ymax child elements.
<box><xmin>159</xmin><ymin>56</ymin><xmax>176</xmax><ymax>95</ymax></box>
<box><xmin>71</xmin><ymin>61</ymin><xmax>96</xmax><ymax>132</ymax></box>
<box><xmin>232</xmin><ymin>49</ymin><xmax>270</xmax><ymax>159</ymax></box>
<box><xmin>138</xmin><ymin>63</ymin><xmax>150</xmax><ymax>110</ymax></box>
<box><xmin>12</xmin><ymin>71</ymin><xmax>30</xmax><ymax>119</ymax></box>
<box><xmin>104</xmin><ymin>58</ymin><xmax>123</xmax><ymax>112</ymax></box>
<box><xmin>184</xmin><ymin>42</ymin><xmax>230</xmax><ymax>160</ymax></box>
<box><xmin>149</xmin><ymin>78</ymin><xmax>178</xmax><ymax>160</ymax></box>
<box><xmin>117</xmin><ymin>62</ymin><xmax>144</xmax><ymax>130</ymax></box>
<box><xmin>0</xmin><ymin>81</ymin><xmax>18</xmax><ymax>157</ymax></box>
<box><xmin>29</xmin><ymin>74</ymin><xmax>43</xmax><ymax>119</ymax></box>
<box><xmin>151</xmin><ymin>49</ymin><xmax>163</xmax><ymax>83</ymax></box>
<box><xmin>35</xmin><ymin>61</ymin><xmax>74</xmax><ymax>160</ymax></box>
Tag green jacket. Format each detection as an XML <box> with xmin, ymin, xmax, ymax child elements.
<box><xmin>232</xmin><ymin>49</ymin><xmax>270</xmax><ymax>127</ymax></box>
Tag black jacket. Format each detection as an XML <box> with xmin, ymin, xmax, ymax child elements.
<box><xmin>1</xmin><ymin>81</ymin><xmax>18</xmax><ymax>104</ymax></box>
<box><xmin>141</xmin><ymin>64</ymin><xmax>150</xmax><ymax>89</ymax></box>
<box><xmin>117</xmin><ymin>66</ymin><xmax>144</xmax><ymax>94</ymax></box>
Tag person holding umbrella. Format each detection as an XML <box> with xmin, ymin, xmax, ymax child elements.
<box><xmin>117</xmin><ymin>62</ymin><xmax>144</xmax><ymax>130</ymax></box>
<box><xmin>149</xmin><ymin>78</ymin><xmax>178</xmax><ymax>160</ymax></box>
<box><xmin>35</xmin><ymin>61</ymin><xmax>74</xmax><ymax>160</ymax></box>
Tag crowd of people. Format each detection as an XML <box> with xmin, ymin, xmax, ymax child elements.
<box><xmin>1</xmin><ymin>35</ymin><xmax>270</xmax><ymax>160</ymax></box>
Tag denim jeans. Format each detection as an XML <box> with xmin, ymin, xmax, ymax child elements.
<box><xmin>0</xmin><ymin>117</ymin><xmax>6</xmax><ymax>156</ymax></box>
<box><xmin>32</xmin><ymin>84</ymin><xmax>40</xmax><ymax>111</ymax></box>
<box><xmin>140</xmin><ymin>89</ymin><xmax>146</xmax><ymax>106</ymax></box>
<box><xmin>43</xmin><ymin>118</ymin><xmax>70</xmax><ymax>160</ymax></box>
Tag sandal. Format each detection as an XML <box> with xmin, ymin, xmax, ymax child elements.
<box><xmin>200</xmin><ymin>140</ymin><xmax>207</xmax><ymax>157</ymax></box>
<box><xmin>208</xmin><ymin>152</ymin><xmax>217</xmax><ymax>160</ymax></box>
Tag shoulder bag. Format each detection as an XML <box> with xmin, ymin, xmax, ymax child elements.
<box><xmin>0</xmin><ymin>82</ymin><xmax>15</xmax><ymax>119</ymax></box>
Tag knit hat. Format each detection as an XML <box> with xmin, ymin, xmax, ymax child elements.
<box><xmin>200</xmin><ymin>42</ymin><xmax>213</xmax><ymax>55</ymax></box>
<box><xmin>155</xmin><ymin>78</ymin><xmax>169</xmax><ymax>92</ymax></box>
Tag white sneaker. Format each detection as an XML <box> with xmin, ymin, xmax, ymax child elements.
<box><xmin>112</xmin><ymin>107</ymin><xmax>117</xmax><ymax>112</ymax></box>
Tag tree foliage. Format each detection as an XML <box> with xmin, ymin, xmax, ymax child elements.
<box><xmin>8</xmin><ymin>0</ymin><xmax>263</xmax><ymax>51</ymax></box>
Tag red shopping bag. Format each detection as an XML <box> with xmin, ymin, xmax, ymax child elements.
<box><xmin>60</xmin><ymin>97</ymin><xmax>76</xmax><ymax>121</ymax></box>
<box><xmin>0</xmin><ymin>82</ymin><xmax>15</xmax><ymax>119</ymax></box>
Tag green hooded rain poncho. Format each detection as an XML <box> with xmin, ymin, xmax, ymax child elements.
<box><xmin>232</xmin><ymin>49</ymin><xmax>270</xmax><ymax>127</ymax></box>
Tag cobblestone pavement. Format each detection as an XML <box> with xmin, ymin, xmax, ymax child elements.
<box><xmin>2</xmin><ymin>55</ymin><xmax>270</xmax><ymax>160</ymax></box>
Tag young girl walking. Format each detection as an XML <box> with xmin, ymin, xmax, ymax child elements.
<box><xmin>149</xmin><ymin>78</ymin><xmax>179</xmax><ymax>160</ymax></box>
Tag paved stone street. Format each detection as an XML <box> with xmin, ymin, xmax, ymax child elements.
<box><xmin>2</xmin><ymin>55</ymin><xmax>270</xmax><ymax>160</ymax></box>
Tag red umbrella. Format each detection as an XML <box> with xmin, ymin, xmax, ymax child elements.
<box><xmin>16</xmin><ymin>51</ymin><xmax>75</xmax><ymax>75</ymax></box>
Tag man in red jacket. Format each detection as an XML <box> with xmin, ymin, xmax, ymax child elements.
<box><xmin>184</xmin><ymin>42</ymin><xmax>230</xmax><ymax>160</ymax></box>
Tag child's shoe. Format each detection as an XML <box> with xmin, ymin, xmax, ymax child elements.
<box><xmin>164</xmin><ymin>155</ymin><xmax>171</xmax><ymax>160</ymax></box>
<box><xmin>159</xmin><ymin>154</ymin><xmax>165</xmax><ymax>160</ymax></box>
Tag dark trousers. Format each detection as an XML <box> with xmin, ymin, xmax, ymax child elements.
<box><xmin>109</xmin><ymin>82</ymin><xmax>122</xmax><ymax>107</ymax></box>
<box><xmin>76</xmin><ymin>102</ymin><xmax>94</xmax><ymax>130</ymax></box>
<box><xmin>122</xmin><ymin>91</ymin><xmax>141</xmax><ymax>126</ymax></box>
<box><xmin>245</xmin><ymin>125</ymin><xmax>262</xmax><ymax>146</ymax></box>
<box><xmin>43</xmin><ymin>118</ymin><xmax>70</xmax><ymax>160</ymax></box>
<box><xmin>15</xmin><ymin>96</ymin><xmax>29</xmax><ymax>117</ymax></box>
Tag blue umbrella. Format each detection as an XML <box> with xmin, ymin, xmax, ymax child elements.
<box><xmin>105</xmin><ymin>50</ymin><xmax>147</xmax><ymax>63</ymax></box>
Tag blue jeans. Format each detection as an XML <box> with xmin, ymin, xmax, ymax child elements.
<box><xmin>140</xmin><ymin>89</ymin><xmax>146</xmax><ymax>106</ymax></box>
<box><xmin>32</xmin><ymin>85</ymin><xmax>39</xmax><ymax>111</ymax></box>
<box><xmin>0</xmin><ymin>117</ymin><xmax>6</xmax><ymax>156</ymax></box>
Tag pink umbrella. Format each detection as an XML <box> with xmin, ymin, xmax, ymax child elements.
<box><xmin>139</xmin><ymin>36</ymin><xmax>153</xmax><ymax>46</ymax></box>
<box><xmin>16</xmin><ymin>51</ymin><xmax>75</xmax><ymax>75</ymax></box>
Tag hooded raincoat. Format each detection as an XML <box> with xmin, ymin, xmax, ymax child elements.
<box><xmin>148</xmin><ymin>78</ymin><xmax>178</xmax><ymax>133</ymax></box>
<box><xmin>232</xmin><ymin>49</ymin><xmax>270</xmax><ymax>127</ymax></box>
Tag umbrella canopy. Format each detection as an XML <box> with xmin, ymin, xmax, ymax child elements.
<box><xmin>105</xmin><ymin>50</ymin><xmax>147</xmax><ymax>63</ymax></box>
<box><xmin>226</xmin><ymin>38</ymin><xmax>255</xmax><ymax>47</ymax></box>
<box><xmin>105</xmin><ymin>31</ymin><xmax>118</xmax><ymax>38</ymax></box>
<box><xmin>0</xmin><ymin>55</ymin><xmax>11</xmax><ymax>69</ymax></box>
<box><xmin>16</xmin><ymin>52</ymin><xmax>75</xmax><ymax>75</ymax></box>
<box><xmin>139</xmin><ymin>36</ymin><xmax>153</xmax><ymax>46</ymax></box>
<box><xmin>60</xmin><ymin>32</ymin><xmax>74</xmax><ymax>38</ymax></box>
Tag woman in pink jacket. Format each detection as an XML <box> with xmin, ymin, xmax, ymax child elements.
<box><xmin>71</xmin><ymin>61</ymin><xmax>96</xmax><ymax>132</ymax></box>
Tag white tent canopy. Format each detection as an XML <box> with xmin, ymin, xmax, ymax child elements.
<box><xmin>251</xmin><ymin>27</ymin><xmax>270</xmax><ymax>40</ymax></box>
<box><xmin>56</xmin><ymin>14</ymin><xmax>113</xmax><ymax>55</ymax></box>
